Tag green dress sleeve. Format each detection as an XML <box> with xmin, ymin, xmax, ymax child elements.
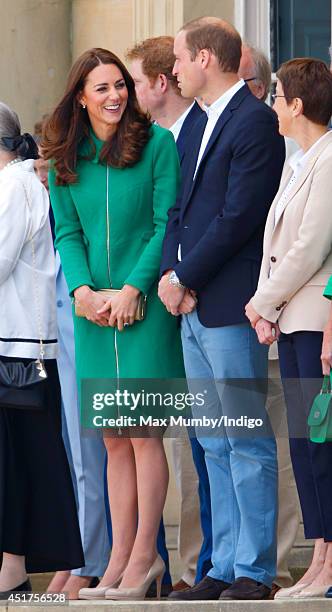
<box><xmin>48</xmin><ymin>167</ymin><xmax>95</xmax><ymax>295</ymax></box>
<box><xmin>324</xmin><ymin>276</ymin><xmax>332</xmax><ymax>300</ymax></box>
<box><xmin>124</xmin><ymin>128</ymin><xmax>180</xmax><ymax>294</ymax></box>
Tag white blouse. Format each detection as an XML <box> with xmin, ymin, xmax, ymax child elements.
<box><xmin>0</xmin><ymin>159</ymin><xmax>58</xmax><ymax>359</ymax></box>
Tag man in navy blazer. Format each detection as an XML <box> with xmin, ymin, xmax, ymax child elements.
<box><xmin>159</xmin><ymin>17</ymin><xmax>285</xmax><ymax>601</ymax></box>
<box><xmin>128</xmin><ymin>36</ymin><xmax>213</xmax><ymax>590</ymax></box>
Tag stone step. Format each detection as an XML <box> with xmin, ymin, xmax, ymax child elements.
<box><xmin>6</xmin><ymin>522</ymin><xmax>315</xmax><ymax>608</ymax></box>
<box><xmin>0</xmin><ymin>599</ymin><xmax>331</xmax><ymax>611</ymax></box>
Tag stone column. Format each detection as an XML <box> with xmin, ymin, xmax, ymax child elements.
<box><xmin>72</xmin><ymin>0</ymin><xmax>134</xmax><ymax>61</ymax></box>
<box><xmin>0</xmin><ymin>0</ymin><xmax>71</xmax><ymax>132</ymax></box>
<box><xmin>133</xmin><ymin>0</ymin><xmax>183</xmax><ymax>41</ymax></box>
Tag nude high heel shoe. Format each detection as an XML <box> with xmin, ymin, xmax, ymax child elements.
<box><xmin>294</xmin><ymin>584</ymin><xmax>332</xmax><ymax>598</ymax></box>
<box><xmin>79</xmin><ymin>574</ymin><xmax>123</xmax><ymax>600</ymax></box>
<box><xmin>274</xmin><ymin>581</ymin><xmax>311</xmax><ymax>599</ymax></box>
<box><xmin>105</xmin><ymin>554</ymin><xmax>165</xmax><ymax>601</ymax></box>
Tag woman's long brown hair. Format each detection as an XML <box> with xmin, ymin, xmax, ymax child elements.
<box><xmin>42</xmin><ymin>48</ymin><xmax>151</xmax><ymax>185</ymax></box>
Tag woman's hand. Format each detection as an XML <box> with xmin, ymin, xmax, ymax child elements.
<box><xmin>321</xmin><ymin>317</ymin><xmax>332</xmax><ymax>376</ymax></box>
<box><xmin>97</xmin><ymin>284</ymin><xmax>140</xmax><ymax>331</ymax></box>
<box><xmin>255</xmin><ymin>318</ymin><xmax>280</xmax><ymax>345</ymax></box>
<box><xmin>245</xmin><ymin>301</ymin><xmax>261</xmax><ymax>328</ymax></box>
<box><xmin>74</xmin><ymin>285</ymin><xmax>110</xmax><ymax>326</ymax></box>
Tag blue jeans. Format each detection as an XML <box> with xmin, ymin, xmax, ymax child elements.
<box><xmin>181</xmin><ymin>312</ymin><xmax>278</xmax><ymax>587</ymax></box>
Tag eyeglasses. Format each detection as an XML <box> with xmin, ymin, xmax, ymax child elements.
<box><xmin>271</xmin><ymin>94</ymin><xmax>287</xmax><ymax>102</ymax></box>
<box><xmin>244</xmin><ymin>77</ymin><xmax>257</xmax><ymax>83</ymax></box>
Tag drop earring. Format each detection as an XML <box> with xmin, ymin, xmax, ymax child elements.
<box><xmin>81</xmin><ymin>103</ymin><xmax>86</xmax><ymax>109</ymax></box>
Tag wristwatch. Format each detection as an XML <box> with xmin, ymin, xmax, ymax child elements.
<box><xmin>168</xmin><ymin>270</ymin><xmax>185</xmax><ymax>289</ymax></box>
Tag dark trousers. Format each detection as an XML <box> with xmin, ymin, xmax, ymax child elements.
<box><xmin>278</xmin><ymin>331</ymin><xmax>332</xmax><ymax>541</ymax></box>
<box><xmin>189</xmin><ymin>437</ymin><xmax>212</xmax><ymax>582</ymax></box>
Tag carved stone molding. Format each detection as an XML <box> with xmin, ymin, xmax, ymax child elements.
<box><xmin>133</xmin><ymin>0</ymin><xmax>183</xmax><ymax>41</ymax></box>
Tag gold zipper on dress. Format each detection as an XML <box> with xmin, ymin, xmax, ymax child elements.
<box><xmin>106</xmin><ymin>165</ymin><xmax>122</xmax><ymax>435</ymax></box>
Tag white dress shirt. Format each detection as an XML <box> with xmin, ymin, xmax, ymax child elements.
<box><xmin>169</xmin><ymin>103</ymin><xmax>194</xmax><ymax>142</ymax></box>
<box><xmin>178</xmin><ymin>83</ymin><xmax>245</xmax><ymax>263</ymax></box>
<box><xmin>193</xmin><ymin>79</ymin><xmax>245</xmax><ymax>178</ymax></box>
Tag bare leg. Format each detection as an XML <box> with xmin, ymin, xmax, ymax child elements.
<box><xmin>0</xmin><ymin>553</ymin><xmax>27</xmax><ymax>591</ymax></box>
<box><xmin>119</xmin><ymin>436</ymin><xmax>169</xmax><ymax>588</ymax></box>
<box><xmin>61</xmin><ymin>575</ymin><xmax>97</xmax><ymax>599</ymax></box>
<box><xmin>47</xmin><ymin>571</ymin><xmax>70</xmax><ymax>593</ymax></box>
<box><xmin>98</xmin><ymin>435</ymin><xmax>137</xmax><ymax>587</ymax></box>
<box><xmin>294</xmin><ymin>538</ymin><xmax>327</xmax><ymax>585</ymax></box>
<box><xmin>300</xmin><ymin>541</ymin><xmax>332</xmax><ymax>588</ymax></box>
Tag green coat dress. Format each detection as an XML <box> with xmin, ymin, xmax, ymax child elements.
<box><xmin>49</xmin><ymin>125</ymin><xmax>185</xmax><ymax>422</ymax></box>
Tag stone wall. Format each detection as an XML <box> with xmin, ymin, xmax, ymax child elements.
<box><xmin>0</xmin><ymin>0</ymin><xmax>236</xmax><ymax>131</ymax></box>
<box><xmin>0</xmin><ymin>0</ymin><xmax>71</xmax><ymax>132</ymax></box>
<box><xmin>183</xmin><ymin>0</ymin><xmax>233</xmax><ymax>24</ymax></box>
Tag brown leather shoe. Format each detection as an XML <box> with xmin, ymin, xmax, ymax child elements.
<box><xmin>169</xmin><ymin>576</ymin><xmax>231</xmax><ymax>600</ymax></box>
<box><xmin>172</xmin><ymin>579</ymin><xmax>191</xmax><ymax>592</ymax></box>
<box><xmin>268</xmin><ymin>583</ymin><xmax>281</xmax><ymax>600</ymax></box>
<box><xmin>220</xmin><ymin>577</ymin><xmax>271</xmax><ymax>600</ymax></box>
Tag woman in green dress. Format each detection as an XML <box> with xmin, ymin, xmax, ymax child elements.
<box><xmin>44</xmin><ymin>48</ymin><xmax>187</xmax><ymax>601</ymax></box>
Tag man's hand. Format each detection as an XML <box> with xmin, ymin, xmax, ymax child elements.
<box><xmin>245</xmin><ymin>300</ymin><xmax>261</xmax><ymax>328</ymax></box>
<box><xmin>255</xmin><ymin>318</ymin><xmax>280</xmax><ymax>345</ymax></box>
<box><xmin>158</xmin><ymin>272</ymin><xmax>185</xmax><ymax>315</ymax></box>
<box><xmin>178</xmin><ymin>290</ymin><xmax>197</xmax><ymax>314</ymax></box>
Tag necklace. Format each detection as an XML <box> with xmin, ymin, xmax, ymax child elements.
<box><xmin>2</xmin><ymin>157</ymin><xmax>21</xmax><ymax>170</ymax></box>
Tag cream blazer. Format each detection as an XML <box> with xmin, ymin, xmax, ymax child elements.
<box><xmin>251</xmin><ymin>131</ymin><xmax>332</xmax><ymax>334</ymax></box>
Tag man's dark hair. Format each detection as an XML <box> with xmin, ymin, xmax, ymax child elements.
<box><xmin>182</xmin><ymin>16</ymin><xmax>242</xmax><ymax>73</ymax></box>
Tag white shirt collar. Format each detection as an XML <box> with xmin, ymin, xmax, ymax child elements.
<box><xmin>169</xmin><ymin>103</ymin><xmax>195</xmax><ymax>142</ymax></box>
<box><xmin>203</xmin><ymin>79</ymin><xmax>245</xmax><ymax>118</ymax></box>
<box><xmin>288</xmin><ymin>131</ymin><xmax>330</xmax><ymax>175</ymax></box>
<box><xmin>0</xmin><ymin>158</ymin><xmax>35</xmax><ymax>174</ymax></box>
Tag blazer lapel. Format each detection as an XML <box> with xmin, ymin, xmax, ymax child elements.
<box><xmin>272</xmin><ymin>131</ymin><xmax>332</xmax><ymax>232</ymax></box>
<box><xmin>182</xmin><ymin>107</ymin><xmax>235</xmax><ymax>211</ymax></box>
<box><xmin>180</xmin><ymin>113</ymin><xmax>208</xmax><ymax>206</ymax></box>
<box><xmin>273</xmin><ymin>158</ymin><xmax>317</xmax><ymax>228</ymax></box>
<box><xmin>182</xmin><ymin>85</ymin><xmax>250</xmax><ymax>211</ymax></box>
<box><xmin>266</xmin><ymin>163</ymin><xmax>292</xmax><ymax>225</ymax></box>
<box><xmin>176</xmin><ymin>102</ymin><xmax>203</xmax><ymax>165</ymax></box>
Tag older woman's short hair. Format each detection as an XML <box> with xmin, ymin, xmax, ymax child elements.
<box><xmin>0</xmin><ymin>102</ymin><xmax>21</xmax><ymax>152</ymax></box>
<box><xmin>276</xmin><ymin>58</ymin><xmax>332</xmax><ymax>125</ymax></box>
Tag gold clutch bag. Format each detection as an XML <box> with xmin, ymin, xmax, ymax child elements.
<box><xmin>75</xmin><ymin>289</ymin><xmax>147</xmax><ymax>321</ymax></box>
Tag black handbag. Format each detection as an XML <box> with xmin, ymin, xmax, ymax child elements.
<box><xmin>0</xmin><ymin>178</ymin><xmax>48</xmax><ymax>410</ymax></box>
<box><xmin>0</xmin><ymin>359</ymin><xmax>47</xmax><ymax>410</ymax></box>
